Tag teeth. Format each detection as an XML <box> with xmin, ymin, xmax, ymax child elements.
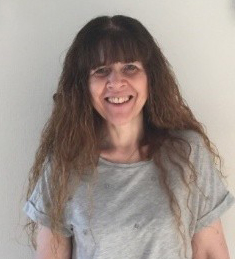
<box><xmin>107</xmin><ymin>96</ymin><xmax>131</xmax><ymax>104</ymax></box>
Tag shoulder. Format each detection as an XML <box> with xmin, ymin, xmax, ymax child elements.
<box><xmin>168</xmin><ymin>129</ymin><xmax>214</xmax><ymax>169</ymax></box>
<box><xmin>169</xmin><ymin>129</ymin><xmax>205</xmax><ymax>148</ymax></box>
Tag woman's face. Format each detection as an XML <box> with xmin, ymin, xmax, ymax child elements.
<box><xmin>88</xmin><ymin>61</ymin><xmax>148</xmax><ymax>126</ymax></box>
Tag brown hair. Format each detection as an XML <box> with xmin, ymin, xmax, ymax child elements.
<box><xmin>23</xmin><ymin>15</ymin><xmax>224</xmax><ymax>258</ymax></box>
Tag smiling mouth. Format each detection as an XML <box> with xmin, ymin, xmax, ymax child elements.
<box><xmin>105</xmin><ymin>95</ymin><xmax>133</xmax><ymax>104</ymax></box>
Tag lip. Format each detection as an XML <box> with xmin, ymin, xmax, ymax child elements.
<box><xmin>104</xmin><ymin>95</ymin><xmax>134</xmax><ymax>111</ymax></box>
<box><xmin>104</xmin><ymin>95</ymin><xmax>133</xmax><ymax>102</ymax></box>
<box><xmin>104</xmin><ymin>94</ymin><xmax>133</xmax><ymax>99</ymax></box>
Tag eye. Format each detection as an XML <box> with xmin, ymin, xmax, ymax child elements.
<box><xmin>123</xmin><ymin>64</ymin><xmax>138</xmax><ymax>73</ymax></box>
<box><xmin>92</xmin><ymin>67</ymin><xmax>110</xmax><ymax>76</ymax></box>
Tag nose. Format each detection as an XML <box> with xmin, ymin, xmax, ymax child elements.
<box><xmin>106</xmin><ymin>70</ymin><xmax>126</xmax><ymax>90</ymax></box>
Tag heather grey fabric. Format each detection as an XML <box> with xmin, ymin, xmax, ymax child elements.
<box><xmin>23</xmin><ymin>130</ymin><xmax>235</xmax><ymax>259</ymax></box>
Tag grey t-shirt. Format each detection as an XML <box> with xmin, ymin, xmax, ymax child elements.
<box><xmin>23</xmin><ymin>130</ymin><xmax>235</xmax><ymax>259</ymax></box>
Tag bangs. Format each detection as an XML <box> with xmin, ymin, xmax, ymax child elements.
<box><xmin>84</xmin><ymin>29</ymin><xmax>150</xmax><ymax>70</ymax></box>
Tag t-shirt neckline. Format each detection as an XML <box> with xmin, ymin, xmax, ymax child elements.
<box><xmin>98</xmin><ymin>156</ymin><xmax>153</xmax><ymax>168</ymax></box>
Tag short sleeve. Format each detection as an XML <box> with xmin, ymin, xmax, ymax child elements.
<box><xmin>23</xmin><ymin>163</ymin><xmax>73</xmax><ymax>237</ymax></box>
<box><xmin>193</xmin><ymin>143</ymin><xmax>235</xmax><ymax>233</ymax></box>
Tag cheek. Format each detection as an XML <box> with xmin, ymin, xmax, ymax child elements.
<box><xmin>89</xmin><ymin>85</ymin><xmax>103</xmax><ymax>109</ymax></box>
<box><xmin>88</xmin><ymin>81</ymin><xmax>98</xmax><ymax>98</ymax></box>
<box><xmin>90</xmin><ymin>88</ymin><xmax>101</xmax><ymax>102</ymax></box>
<box><xmin>143</xmin><ymin>78</ymin><xmax>149</xmax><ymax>96</ymax></box>
<box><xmin>136</xmin><ymin>79</ymin><xmax>148</xmax><ymax>96</ymax></box>
<box><xmin>89</xmin><ymin>78</ymin><xmax>104</xmax><ymax>95</ymax></box>
<box><xmin>133</xmin><ymin>73</ymin><xmax>148</xmax><ymax>89</ymax></box>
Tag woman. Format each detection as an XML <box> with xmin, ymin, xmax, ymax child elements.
<box><xmin>23</xmin><ymin>15</ymin><xmax>235</xmax><ymax>258</ymax></box>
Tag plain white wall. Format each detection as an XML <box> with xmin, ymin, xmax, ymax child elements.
<box><xmin>1</xmin><ymin>0</ymin><xmax>234</xmax><ymax>258</ymax></box>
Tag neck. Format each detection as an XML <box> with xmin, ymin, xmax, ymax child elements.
<box><xmin>99</xmin><ymin>112</ymin><xmax>149</xmax><ymax>163</ymax></box>
<box><xmin>102</xmin><ymin>114</ymin><xmax>144</xmax><ymax>152</ymax></box>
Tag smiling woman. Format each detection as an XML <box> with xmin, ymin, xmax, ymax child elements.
<box><xmin>89</xmin><ymin>61</ymin><xmax>148</xmax><ymax>127</ymax></box>
<box><xmin>23</xmin><ymin>15</ymin><xmax>235</xmax><ymax>259</ymax></box>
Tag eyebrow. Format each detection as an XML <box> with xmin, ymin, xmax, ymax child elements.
<box><xmin>90</xmin><ymin>61</ymin><xmax>143</xmax><ymax>72</ymax></box>
<box><xmin>90</xmin><ymin>65</ymin><xmax>107</xmax><ymax>72</ymax></box>
<box><xmin>93</xmin><ymin>62</ymin><xmax>140</xmax><ymax>68</ymax></box>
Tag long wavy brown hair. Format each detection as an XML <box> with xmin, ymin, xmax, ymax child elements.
<box><xmin>23</xmin><ymin>15</ymin><xmax>225</xmax><ymax>258</ymax></box>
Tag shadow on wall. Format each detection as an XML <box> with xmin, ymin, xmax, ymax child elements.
<box><xmin>231</xmin><ymin>0</ymin><xmax>235</xmax><ymax>10</ymax></box>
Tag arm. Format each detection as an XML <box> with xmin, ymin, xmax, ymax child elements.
<box><xmin>35</xmin><ymin>224</ymin><xmax>72</xmax><ymax>259</ymax></box>
<box><xmin>191</xmin><ymin>218</ymin><xmax>230</xmax><ymax>259</ymax></box>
